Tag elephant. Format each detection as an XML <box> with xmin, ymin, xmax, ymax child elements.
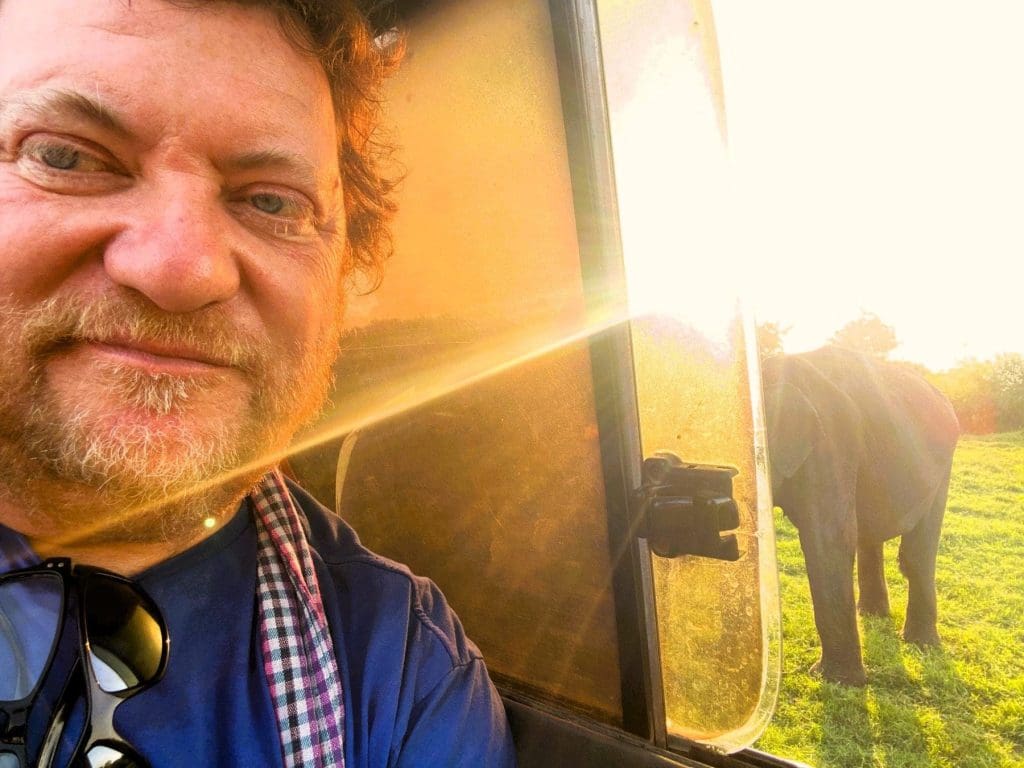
<box><xmin>761</xmin><ymin>346</ymin><xmax>960</xmax><ymax>685</ymax></box>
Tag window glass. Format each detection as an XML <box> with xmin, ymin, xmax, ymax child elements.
<box><xmin>291</xmin><ymin>0</ymin><xmax>626</xmax><ymax>725</ymax></box>
<box><xmin>596</xmin><ymin>0</ymin><xmax>781</xmax><ymax>750</ymax></box>
<box><xmin>290</xmin><ymin>0</ymin><xmax>780</xmax><ymax>750</ymax></box>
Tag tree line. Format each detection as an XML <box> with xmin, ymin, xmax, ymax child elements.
<box><xmin>757</xmin><ymin>312</ymin><xmax>1024</xmax><ymax>435</ymax></box>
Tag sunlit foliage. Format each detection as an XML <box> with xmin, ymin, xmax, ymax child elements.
<box><xmin>928</xmin><ymin>355</ymin><xmax>1024</xmax><ymax>435</ymax></box>
<box><xmin>756</xmin><ymin>321</ymin><xmax>790</xmax><ymax>359</ymax></box>
<box><xmin>830</xmin><ymin>312</ymin><xmax>900</xmax><ymax>359</ymax></box>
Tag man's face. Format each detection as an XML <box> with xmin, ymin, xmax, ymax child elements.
<box><xmin>0</xmin><ymin>0</ymin><xmax>347</xmax><ymax>528</ymax></box>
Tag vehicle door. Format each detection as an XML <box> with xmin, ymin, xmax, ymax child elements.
<box><xmin>289</xmin><ymin>2</ymin><xmax>793</xmax><ymax>765</ymax></box>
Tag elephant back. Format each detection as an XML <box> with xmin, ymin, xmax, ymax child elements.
<box><xmin>796</xmin><ymin>347</ymin><xmax>958</xmax><ymax>533</ymax></box>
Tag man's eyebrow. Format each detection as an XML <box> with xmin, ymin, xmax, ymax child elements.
<box><xmin>223</xmin><ymin>149</ymin><xmax>324</xmax><ymax>190</ymax></box>
<box><xmin>0</xmin><ymin>88</ymin><xmax>132</xmax><ymax>138</ymax></box>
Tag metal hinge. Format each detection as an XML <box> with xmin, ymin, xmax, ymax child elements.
<box><xmin>635</xmin><ymin>452</ymin><xmax>741</xmax><ymax>561</ymax></box>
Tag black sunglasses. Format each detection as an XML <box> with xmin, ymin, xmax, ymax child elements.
<box><xmin>0</xmin><ymin>558</ymin><xmax>169</xmax><ymax>768</ymax></box>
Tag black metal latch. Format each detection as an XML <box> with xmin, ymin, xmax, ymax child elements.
<box><xmin>635</xmin><ymin>452</ymin><xmax>741</xmax><ymax>561</ymax></box>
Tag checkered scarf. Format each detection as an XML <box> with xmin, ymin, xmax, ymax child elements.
<box><xmin>251</xmin><ymin>470</ymin><xmax>346</xmax><ymax>768</ymax></box>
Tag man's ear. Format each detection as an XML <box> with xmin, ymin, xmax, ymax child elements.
<box><xmin>764</xmin><ymin>381</ymin><xmax>824</xmax><ymax>481</ymax></box>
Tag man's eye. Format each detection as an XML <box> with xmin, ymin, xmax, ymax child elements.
<box><xmin>22</xmin><ymin>139</ymin><xmax>111</xmax><ymax>173</ymax></box>
<box><xmin>234</xmin><ymin>189</ymin><xmax>318</xmax><ymax>238</ymax></box>
<box><xmin>251</xmin><ymin>193</ymin><xmax>286</xmax><ymax>215</ymax></box>
<box><xmin>39</xmin><ymin>144</ymin><xmax>81</xmax><ymax>170</ymax></box>
<box><xmin>247</xmin><ymin>192</ymin><xmax>314</xmax><ymax>223</ymax></box>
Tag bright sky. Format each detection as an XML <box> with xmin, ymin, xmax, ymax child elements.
<box><xmin>711</xmin><ymin>2</ymin><xmax>1024</xmax><ymax>371</ymax></box>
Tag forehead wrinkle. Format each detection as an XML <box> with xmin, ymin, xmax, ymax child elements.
<box><xmin>80</xmin><ymin>2</ymin><xmax>212</xmax><ymax>41</ymax></box>
<box><xmin>81</xmin><ymin>20</ymin><xmax>153</xmax><ymax>40</ymax></box>
<box><xmin>92</xmin><ymin>3</ymin><xmax>330</xmax><ymax>113</ymax></box>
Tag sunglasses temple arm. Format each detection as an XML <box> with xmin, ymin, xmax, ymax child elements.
<box><xmin>37</xmin><ymin>657</ymin><xmax>90</xmax><ymax>768</ymax></box>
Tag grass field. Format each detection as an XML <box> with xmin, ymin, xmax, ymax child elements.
<box><xmin>756</xmin><ymin>432</ymin><xmax>1024</xmax><ymax>768</ymax></box>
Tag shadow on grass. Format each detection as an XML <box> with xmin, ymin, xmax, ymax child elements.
<box><xmin>860</xmin><ymin>615</ymin><xmax>933</xmax><ymax>767</ymax></box>
<box><xmin>915</xmin><ymin>646</ymin><xmax>1008</xmax><ymax>768</ymax></box>
<box><xmin>809</xmin><ymin>615</ymin><xmax>921</xmax><ymax>767</ymax></box>
<box><xmin>816</xmin><ymin>680</ymin><xmax>873</xmax><ymax>767</ymax></box>
<box><xmin>855</xmin><ymin>616</ymin><xmax>1008</xmax><ymax>768</ymax></box>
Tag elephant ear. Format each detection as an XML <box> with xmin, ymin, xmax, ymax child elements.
<box><xmin>764</xmin><ymin>380</ymin><xmax>824</xmax><ymax>481</ymax></box>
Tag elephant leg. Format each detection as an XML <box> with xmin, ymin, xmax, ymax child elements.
<box><xmin>857</xmin><ymin>540</ymin><xmax>890</xmax><ymax>617</ymax></box>
<box><xmin>898</xmin><ymin>472</ymin><xmax>950</xmax><ymax>646</ymax></box>
<box><xmin>798</xmin><ymin>524</ymin><xmax>866</xmax><ymax>686</ymax></box>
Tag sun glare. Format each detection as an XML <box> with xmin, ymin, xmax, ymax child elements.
<box><xmin>597</xmin><ymin>0</ymin><xmax>738</xmax><ymax>347</ymax></box>
<box><xmin>713</xmin><ymin>2</ymin><xmax>1024</xmax><ymax>372</ymax></box>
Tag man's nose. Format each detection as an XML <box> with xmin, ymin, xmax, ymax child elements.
<box><xmin>103</xmin><ymin>185</ymin><xmax>241</xmax><ymax>313</ymax></box>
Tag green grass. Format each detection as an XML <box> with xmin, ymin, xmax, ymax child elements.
<box><xmin>756</xmin><ymin>432</ymin><xmax>1024</xmax><ymax>767</ymax></box>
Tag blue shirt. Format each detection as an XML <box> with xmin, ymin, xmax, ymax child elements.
<box><xmin>0</xmin><ymin>482</ymin><xmax>516</xmax><ymax>767</ymax></box>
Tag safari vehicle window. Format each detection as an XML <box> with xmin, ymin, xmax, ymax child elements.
<box><xmin>290</xmin><ymin>0</ymin><xmax>781</xmax><ymax>760</ymax></box>
<box><xmin>596</xmin><ymin>0</ymin><xmax>780</xmax><ymax>750</ymax></box>
<box><xmin>289</xmin><ymin>0</ymin><xmax>1023</xmax><ymax>767</ymax></box>
<box><xmin>293</xmin><ymin>0</ymin><xmax>627</xmax><ymax>728</ymax></box>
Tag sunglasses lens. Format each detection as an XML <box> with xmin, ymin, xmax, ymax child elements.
<box><xmin>82</xmin><ymin>575</ymin><xmax>165</xmax><ymax>694</ymax></box>
<box><xmin>80</xmin><ymin>743</ymin><xmax>147</xmax><ymax>768</ymax></box>
<box><xmin>0</xmin><ymin>573</ymin><xmax>63</xmax><ymax>702</ymax></box>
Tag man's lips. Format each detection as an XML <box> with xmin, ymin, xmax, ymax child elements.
<box><xmin>83</xmin><ymin>338</ymin><xmax>234</xmax><ymax>375</ymax></box>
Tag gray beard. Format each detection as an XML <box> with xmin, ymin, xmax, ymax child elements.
<box><xmin>24</xmin><ymin>358</ymin><xmax>248</xmax><ymax>501</ymax></box>
<box><xmin>0</xmin><ymin>293</ymin><xmax>339</xmax><ymax>546</ymax></box>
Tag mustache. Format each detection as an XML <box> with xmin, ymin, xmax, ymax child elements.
<box><xmin>16</xmin><ymin>294</ymin><xmax>269</xmax><ymax>374</ymax></box>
